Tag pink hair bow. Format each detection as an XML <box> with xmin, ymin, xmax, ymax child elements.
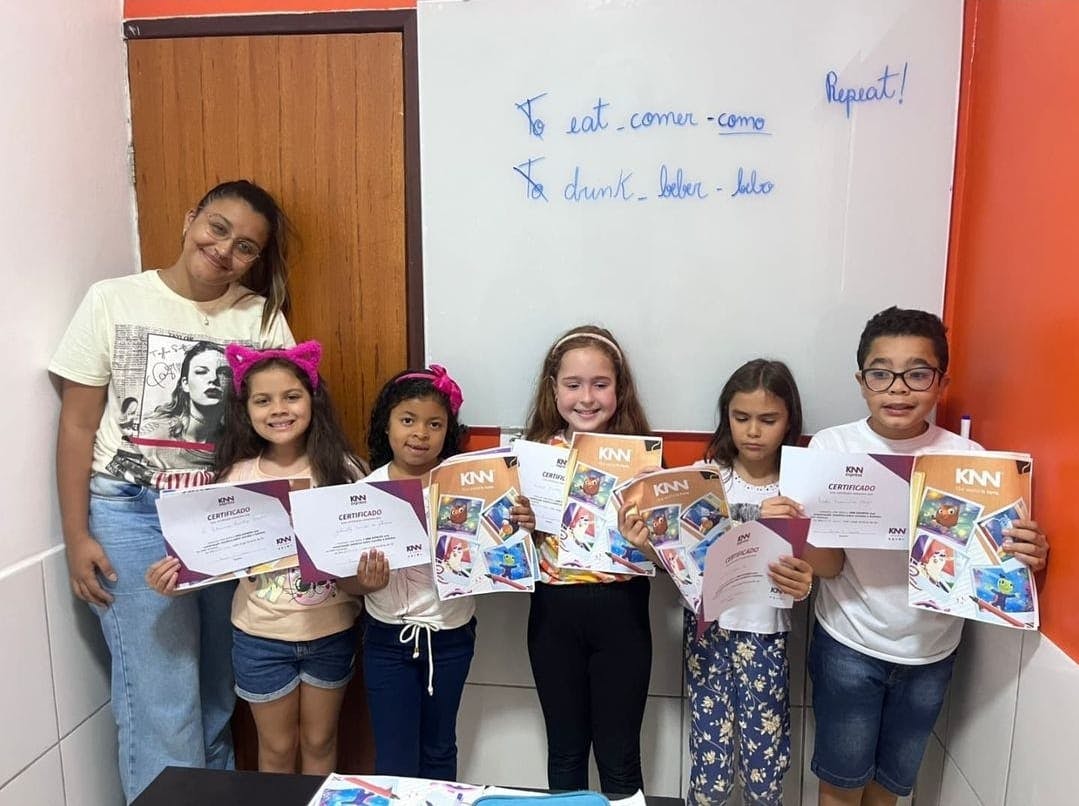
<box><xmin>225</xmin><ymin>340</ymin><xmax>322</xmax><ymax>394</ymax></box>
<box><xmin>396</xmin><ymin>364</ymin><xmax>464</xmax><ymax>415</ymax></box>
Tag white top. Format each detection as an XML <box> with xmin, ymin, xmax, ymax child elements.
<box><xmin>810</xmin><ymin>418</ymin><xmax>981</xmax><ymax>664</ymax></box>
<box><xmin>49</xmin><ymin>270</ymin><xmax>293</xmax><ymax>489</ymax></box>
<box><xmin>696</xmin><ymin>460</ymin><xmax>789</xmax><ymax>634</ymax></box>
<box><xmin>361</xmin><ymin>463</ymin><xmax>475</xmax><ymax>630</ymax></box>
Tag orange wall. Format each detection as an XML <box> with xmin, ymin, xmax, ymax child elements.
<box><xmin>124</xmin><ymin>0</ymin><xmax>413</xmax><ymax>16</ymax></box>
<box><xmin>942</xmin><ymin>0</ymin><xmax>1079</xmax><ymax>661</ymax></box>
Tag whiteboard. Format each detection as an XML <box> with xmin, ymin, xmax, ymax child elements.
<box><xmin>417</xmin><ymin>0</ymin><xmax>962</xmax><ymax>432</ymax></box>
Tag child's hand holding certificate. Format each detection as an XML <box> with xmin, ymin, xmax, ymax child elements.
<box><xmin>156</xmin><ymin>478</ymin><xmax>308</xmax><ymax>590</ymax></box>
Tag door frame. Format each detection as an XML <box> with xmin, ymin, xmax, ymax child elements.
<box><xmin>123</xmin><ymin>11</ymin><xmax>425</xmax><ymax>367</ymax></box>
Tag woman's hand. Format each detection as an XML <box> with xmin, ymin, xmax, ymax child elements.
<box><xmin>145</xmin><ymin>556</ymin><xmax>182</xmax><ymax>597</ymax></box>
<box><xmin>69</xmin><ymin>534</ymin><xmax>117</xmax><ymax>606</ymax></box>
<box><xmin>768</xmin><ymin>555</ymin><xmax>813</xmax><ymax>600</ymax></box>
<box><xmin>759</xmin><ymin>495</ymin><xmax>805</xmax><ymax>519</ymax></box>
<box><xmin>1003</xmin><ymin>519</ymin><xmax>1049</xmax><ymax>572</ymax></box>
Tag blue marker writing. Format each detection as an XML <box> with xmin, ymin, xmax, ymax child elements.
<box><xmin>825</xmin><ymin>63</ymin><xmax>907</xmax><ymax>118</ymax></box>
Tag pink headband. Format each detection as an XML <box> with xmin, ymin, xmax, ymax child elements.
<box><xmin>225</xmin><ymin>341</ymin><xmax>322</xmax><ymax>394</ymax></box>
<box><xmin>396</xmin><ymin>364</ymin><xmax>464</xmax><ymax>415</ymax></box>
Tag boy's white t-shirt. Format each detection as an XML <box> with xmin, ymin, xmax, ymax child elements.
<box><xmin>361</xmin><ymin>463</ymin><xmax>475</xmax><ymax>630</ymax></box>
<box><xmin>810</xmin><ymin>418</ymin><xmax>981</xmax><ymax>665</ymax></box>
<box><xmin>694</xmin><ymin>461</ymin><xmax>790</xmax><ymax>634</ymax></box>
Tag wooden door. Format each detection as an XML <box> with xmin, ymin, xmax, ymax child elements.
<box><xmin>128</xmin><ymin>31</ymin><xmax>410</xmax><ymax>773</ymax></box>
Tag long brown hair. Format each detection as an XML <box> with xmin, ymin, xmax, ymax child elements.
<box><xmin>523</xmin><ymin>325</ymin><xmax>651</xmax><ymax>441</ymax></box>
<box><xmin>703</xmin><ymin>359</ymin><xmax>803</xmax><ymax>470</ymax></box>
<box><xmin>215</xmin><ymin>358</ymin><xmax>364</xmax><ymax>486</ymax></box>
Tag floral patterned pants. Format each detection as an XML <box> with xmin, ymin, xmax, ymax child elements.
<box><xmin>684</xmin><ymin>611</ymin><xmax>791</xmax><ymax>806</ymax></box>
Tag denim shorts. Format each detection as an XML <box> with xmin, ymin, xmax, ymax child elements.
<box><xmin>232</xmin><ymin>625</ymin><xmax>358</xmax><ymax>703</ymax></box>
<box><xmin>808</xmin><ymin>622</ymin><xmax>957</xmax><ymax>796</ymax></box>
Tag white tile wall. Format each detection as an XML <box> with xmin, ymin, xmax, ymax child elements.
<box><xmin>42</xmin><ymin>548</ymin><xmax>111</xmax><ymax>735</ymax></box>
<box><xmin>944</xmin><ymin>623</ymin><xmax>1024</xmax><ymax>806</ymax></box>
<box><xmin>457</xmin><ymin>683</ymin><xmax>549</xmax><ymax>789</ymax></box>
<box><xmin>939</xmin><ymin>753</ymin><xmax>982</xmax><ymax>806</ymax></box>
<box><xmin>914</xmin><ymin>734</ymin><xmax>945</xmax><ymax>806</ymax></box>
<box><xmin>1004</xmin><ymin>632</ymin><xmax>1079</xmax><ymax>806</ymax></box>
<box><xmin>0</xmin><ymin>747</ymin><xmax>64</xmax><ymax>806</ymax></box>
<box><xmin>60</xmin><ymin>704</ymin><xmax>123</xmax><ymax>806</ymax></box>
<box><xmin>0</xmin><ymin>563</ymin><xmax>58</xmax><ymax>788</ymax></box>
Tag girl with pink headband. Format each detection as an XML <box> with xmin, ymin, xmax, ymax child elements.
<box><xmin>148</xmin><ymin>341</ymin><xmax>390</xmax><ymax>776</ymax></box>
<box><xmin>361</xmin><ymin>366</ymin><xmax>534</xmax><ymax>780</ymax></box>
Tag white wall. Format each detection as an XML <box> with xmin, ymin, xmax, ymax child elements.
<box><xmin>919</xmin><ymin>625</ymin><xmax>1079</xmax><ymax>806</ymax></box>
<box><xmin>0</xmin><ymin>0</ymin><xmax>137</xmax><ymax>802</ymax></box>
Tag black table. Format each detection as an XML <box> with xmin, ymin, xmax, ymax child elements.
<box><xmin>133</xmin><ymin>768</ymin><xmax>685</xmax><ymax>805</ymax></box>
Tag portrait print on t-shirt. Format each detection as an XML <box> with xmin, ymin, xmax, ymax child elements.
<box><xmin>105</xmin><ymin>327</ymin><xmax>237</xmax><ymax>488</ymax></box>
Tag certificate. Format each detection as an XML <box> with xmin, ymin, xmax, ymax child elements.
<box><xmin>702</xmin><ymin>518</ymin><xmax>809</xmax><ymax>621</ymax></box>
<box><xmin>511</xmin><ymin>439</ymin><xmax>570</xmax><ymax>534</ymax></box>
<box><xmin>778</xmin><ymin>446</ymin><xmax>914</xmax><ymax>550</ymax></box>
<box><xmin>291</xmin><ymin>479</ymin><xmax>429</xmax><ymax>582</ymax></box>
<box><xmin>156</xmin><ymin>478</ymin><xmax>304</xmax><ymax>589</ymax></box>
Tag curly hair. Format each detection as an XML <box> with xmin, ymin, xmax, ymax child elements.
<box><xmin>523</xmin><ymin>324</ymin><xmax>651</xmax><ymax>441</ymax></box>
<box><xmin>366</xmin><ymin>370</ymin><xmax>466</xmax><ymax>469</ymax></box>
<box><xmin>857</xmin><ymin>306</ymin><xmax>949</xmax><ymax>372</ymax></box>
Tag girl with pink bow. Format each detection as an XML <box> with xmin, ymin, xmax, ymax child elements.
<box><xmin>148</xmin><ymin>340</ymin><xmax>390</xmax><ymax>775</ymax></box>
<box><xmin>361</xmin><ymin>366</ymin><xmax>535</xmax><ymax>780</ymax></box>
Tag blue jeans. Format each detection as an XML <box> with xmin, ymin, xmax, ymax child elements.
<box><xmin>808</xmin><ymin>622</ymin><xmax>957</xmax><ymax>797</ymax></box>
<box><xmin>361</xmin><ymin>614</ymin><xmax>476</xmax><ymax>780</ymax></box>
<box><xmin>88</xmin><ymin>474</ymin><xmax>236</xmax><ymax>803</ymax></box>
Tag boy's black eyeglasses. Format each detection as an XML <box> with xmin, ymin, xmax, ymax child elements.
<box><xmin>859</xmin><ymin>367</ymin><xmax>943</xmax><ymax>392</ymax></box>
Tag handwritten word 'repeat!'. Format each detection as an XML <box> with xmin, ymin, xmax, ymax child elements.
<box><xmin>825</xmin><ymin>63</ymin><xmax>909</xmax><ymax>118</ymax></box>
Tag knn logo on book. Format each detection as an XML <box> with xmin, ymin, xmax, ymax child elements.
<box><xmin>737</xmin><ymin>534</ymin><xmax>751</xmax><ymax>545</ymax></box>
<box><xmin>845</xmin><ymin>466</ymin><xmax>863</xmax><ymax>477</ymax></box>
<box><xmin>598</xmin><ymin>447</ymin><xmax>632</xmax><ymax>463</ymax></box>
<box><xmin>653</xmin><ymin>480</ymin><xmax>690</xmax><ymax>496</ymax></box>
<box><xmin>349</xmin><ymin>494</ymin><xmax>367</xmax><ymax>505</ymax></box>
<box><xmin>460</xmin><ymin>470</ymin><xmax>495</xmax><ymax>486</ymax></box>
<box><xmin>217</xmin><ymin>495</ymin><xmax>235</xmax><ymax>506</ymax></box>
<box><xmin>275</xmin><ymin>536</ymin><xmax>291</xmax><ymax>546</ymax></box>
<box><xmin>956</xmin><ymin>468</ymin><xmax>1002</xmax><ymax>488</ymax></box>
<box><xmin>405</xmin><ymin>543</ymin><xmax>424</xmax><ymax>556</ymax></box>
<box><xmin>888</xmin><ymin>527</ymin><xmax>907</xmax><ymax>536</ymax></box>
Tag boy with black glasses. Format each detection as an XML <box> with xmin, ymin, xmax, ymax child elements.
<box><xmin>804</xmin><ymin>306</ymin><xmax>1048</xmax><ymax>806</ymax></box>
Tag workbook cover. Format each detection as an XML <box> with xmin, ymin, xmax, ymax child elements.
<box><xmin>428</xmin><ymin>451</ymin><xmax>537</xmax><ymax>599</ymax></box>
<box><xmin>616</xmin><ymin>466</ymin><xmax>732</xmax><ymax>610</ymax></box>
<box><xmin>556</xmin><ymin>432</ymin><xmax>664</xmax><ymax>575</ymax></box>
<box><xmin>908</xmin><ymin>451</ymin><xmax>1037</xmax><ymax>629</ymax></box>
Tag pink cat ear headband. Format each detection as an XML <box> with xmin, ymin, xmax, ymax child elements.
<box><xmin>396</xmin><ymin>364</ymin><xmax>464</xmax><ymax>415</ymax></box>
<box><xmin>225</xmin><ymin>341</ymin><xmax>322</xmax><ymax>394</ymax></box>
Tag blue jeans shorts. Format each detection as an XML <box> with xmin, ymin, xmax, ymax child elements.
<box><xmin>808</xmin><ymin>622</ymin><xmax>957</xmax><ymax>796</ymax></box>
<box><xmin>232</xmin><ymin>625</ymin><xmax>358</xmax><ymax>703</ymax></box>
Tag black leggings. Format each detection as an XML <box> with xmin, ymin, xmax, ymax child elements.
<box><xmin>527</xmin><ymin>577</ymin><xmax>652</xmax><ymax>794</ymax></box>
